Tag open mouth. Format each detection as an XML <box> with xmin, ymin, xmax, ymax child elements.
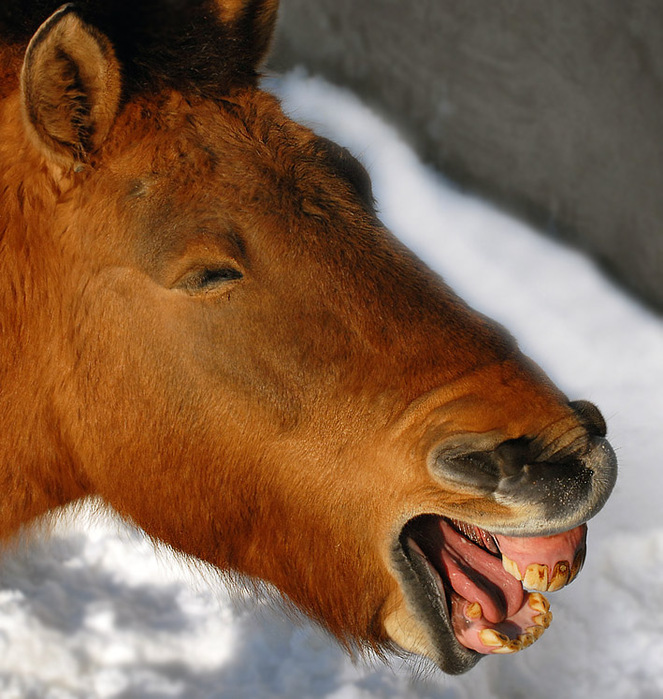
<box><xmin>395</xmin><ymin>515</ymin><xmax>587</xmax><ymax>673</ymax></box>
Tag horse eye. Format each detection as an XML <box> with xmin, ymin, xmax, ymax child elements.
<box><xmin>179</xmin><ymin>266</ymin><xmax>243</xmax><ymax>293</ymax></box>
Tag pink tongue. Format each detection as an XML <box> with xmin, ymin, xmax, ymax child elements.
<box><xmin>437</xmin><ymin>520</ymin><xmax>524</xmax><ymax>623</ymax></box>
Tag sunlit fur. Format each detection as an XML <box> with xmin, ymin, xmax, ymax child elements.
<box><xmin>0</xmin><ymin>0</ymin><xmax>608</xmax><ymax>664</ymax></box>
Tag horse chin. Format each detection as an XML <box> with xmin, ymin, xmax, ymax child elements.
<box><xmin>388</xmin><ymin>513</ymin><xmax>590</xmax><ymax>674</ymax></box>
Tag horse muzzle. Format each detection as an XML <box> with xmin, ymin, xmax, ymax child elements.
<box><xmin>431</xmin><ymin>402</ymin><xmax>618</xmax><ymax>536</ymax></box>
<box><xmin>385</xmin><ymin>401</ymin><xmax>617</xmax><ymax>673</ymax></box>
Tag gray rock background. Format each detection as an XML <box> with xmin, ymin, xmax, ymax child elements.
<box><xmin>269</xmin><ymin>1</ymin><xmax>663</xmax><ymax>311</ymax></box>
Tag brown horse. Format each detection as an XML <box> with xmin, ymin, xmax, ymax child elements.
<box><xmin>0</xmin><ymin>0</ymin><xmax>616</xmax><ymax>675</ymax></box>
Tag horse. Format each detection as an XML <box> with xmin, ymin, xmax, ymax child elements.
<box><xmin>0</xmin><ymin>0</ymin><xmax>616</xmax><ymax>675</ymax></box>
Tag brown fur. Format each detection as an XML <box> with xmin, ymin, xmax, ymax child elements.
<box><xmin>0</xmin><ymin>0</ymin><xmax>612</xmax><ymax>664</ymax></box>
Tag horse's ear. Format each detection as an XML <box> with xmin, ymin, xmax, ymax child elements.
<box><xmin>20</xmin><ymin>4</ymin><xmax>121</xmax><ymax>166</ymax></box>
<box><xmin>213</xmin><ymin>0</ymin><xmax>280</xmax><ymax>69</ymax></box>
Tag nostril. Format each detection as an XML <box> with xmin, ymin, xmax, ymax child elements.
<box><xmin>433</xmin><ymin>437</ymin><xmax>532</xmax><ymax>492</ymax></box>
<box><xmin>494</xmin><ymin>437</ymin><xmax>532</xmax><ymax>478</ymax></box>
<box><xmin>569</xmin><ymin>400</ymin><xmax>607</xmax><ymax>438</ymax></box>
<box><xmin>435</xmin><ymin>450</ymin><xmax>501</xmax><ymax>491</ymax></box>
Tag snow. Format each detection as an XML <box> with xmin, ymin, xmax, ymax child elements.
<box><xmin>2</xmin><ymin>69</ymin><xmax>662</xmax><ymax>697</ymax></box>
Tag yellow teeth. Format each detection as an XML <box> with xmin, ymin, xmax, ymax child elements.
<box><xmin>474</xmin><ymin>586</ymin><xmax>556</xmax><ymax>656</ymax></box>
<box><xmin>518</xmin><ymin>632</ymin><xmax>535</xmax><ymax>649</ymax></box>
<box><xmin>534</xmin><ymin>611</ymin><xmax>553</xmax><ymax>628</ymax></box>
<box><xmin>529</xmin><ymin>593</ymin><xmax>552</xmax><ymax>627</ymax></box>
<box><xmin>465</xmin><ymin>602</ymin><xmax>483</xmax><ymax>619</ymax></box>
<box><xmin>492</xmin><ymin>639</ymin><xmax>522</xmax><ymax>654</ymax></box>
<box><xmin>503</xmin><ymin>553</ymin><xmax>585</xmax><ymax>592</ymax></box>
<box><xmin>548</xmin><ymin>560</ymin><xmax>570</xmax><ymax>591</ymax></box>
<box><xmin>527</xmin><ymin>625</ymin><xmax>545</xmax><ymax>640</ymax></box>
<box><xmin>466</xmin><ymin>592</ymin><xmax>556</xmax><ymax>655</ymax></box>
<box><xmin>528</xmin><ymin>592</ymin><xmax>550</xmax><ymax>613</ymax></box>
<box><xmin>523</xmin><ymin>563</ymin><xmax>549</xmax><ymax>591</ymax></box>
<box><xmin>479</xmin><ymin>627</ymin><xmax>544</xmax><ymax>654</ymax></box>
<box><xmin>501</xmin><ymin>554</ymin><xmax>522</xmax><ymax>581</ymax></box>
<box><xmin>479</xmin><ymin>629</ymin><xmax>510</xmax><ymax>647</ymax></box>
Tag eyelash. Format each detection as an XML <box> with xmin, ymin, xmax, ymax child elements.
<box><xmin>183</xmin><ymin>266</ymin><xmax>243</xmax><ymax>293</ymax></box>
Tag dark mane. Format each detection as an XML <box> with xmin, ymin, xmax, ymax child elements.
<box><xmin>0</xmin><ymin>0</ymin><xmax>262</xmax><ymax>100</ymax></box>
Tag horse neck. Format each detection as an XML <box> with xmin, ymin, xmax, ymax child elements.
<box><xmin>0</xmin><ymin>91</ymin><xmax>85</xmax><ymax>542</ymax></box>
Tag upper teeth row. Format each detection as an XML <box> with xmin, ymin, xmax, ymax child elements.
<box><xmin>501</xmin><ymin>551</ymin><xmax>584</xmax><ymax>592</ymax></box>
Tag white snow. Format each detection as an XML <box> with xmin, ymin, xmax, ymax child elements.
<box><xmin>1</xmin><ymin>69</ymin><xmax>662</xmax><ymax>698</ymax></box>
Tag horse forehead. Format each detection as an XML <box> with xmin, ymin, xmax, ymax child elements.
<box><xmin>177</xmin><ymin>92</ymin><xmax>307</xmax><ymax>165</ymax></box>
<box><xmin>124</xmin><ymin>105</ymin><xmax>307</xmax><ymax>202</ymax></box>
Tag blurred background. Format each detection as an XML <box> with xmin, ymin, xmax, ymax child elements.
<box><xmin>270</xmin><ymin>0</ymin><xmax>663</xmax><ymax>313</ymax></box>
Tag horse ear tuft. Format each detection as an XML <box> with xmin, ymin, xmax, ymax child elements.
<box><xmin>20</xmin><ymin>4</ymin><xmax>122</xmax><ymax>166</ymax></box>
<box><xmin>213</xmin><ymin>0</ymin><xmax>280</xmax><ymax>70</ymax></box>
